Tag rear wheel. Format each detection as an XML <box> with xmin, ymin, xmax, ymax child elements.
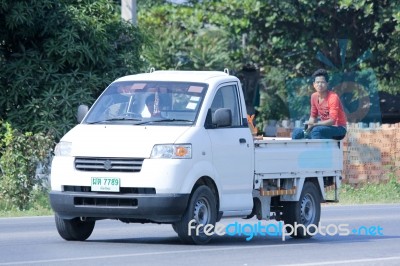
<box><xmin>55</xmin><ymin>214</ymin><xmax>95</xmax><ymax>241</ymax></box>
<box><xmin>283</xmin><ymin>182</ymin><xmax>321</xmax><ymax>238</ymax></box>
<box><xmin>173</xmin><ymin>186</ymin><xmax>217</xmax><ymax>244</ymax></box>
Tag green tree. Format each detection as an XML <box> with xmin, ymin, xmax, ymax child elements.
<box><xmin>140</xmin><ymin>0</ymin><xmax>400</xmax><ymax>123</ymax></box>
<box><xmin>0</xmin><ymin>0</ymin><xmax>144</xmax><ymax>139</ymax></box>
<box><xmin>138</xmin><ymin>4</ymin><xmax>235</xmax><ymax>71</ymax></box>
<box><xmin>199</xmin><ymin>0</ymin><xmax>400</xmax><ymax>81</ymax></box>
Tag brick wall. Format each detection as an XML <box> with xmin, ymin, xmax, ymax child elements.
<box><xmin>342</xmin><ymin>123</ymin><xmax>400</xmax><ymax>185</ymax></box>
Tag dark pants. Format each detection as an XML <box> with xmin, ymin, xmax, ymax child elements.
<box><xmin>292</xmin><ymin>126</ymin><xmax>347</xmax><ymax>140</ymax></box>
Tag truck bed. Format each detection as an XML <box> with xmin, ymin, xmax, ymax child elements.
<box><xmin>254</xmin><ymin>138</ymin><xmax>343</xmax><ymax>175</ymax></box>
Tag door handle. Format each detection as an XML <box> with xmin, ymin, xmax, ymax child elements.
<box><xmin>239</xmin><ymin>138</ymin><xmax>246</xmax><ymax>144</ymax></box>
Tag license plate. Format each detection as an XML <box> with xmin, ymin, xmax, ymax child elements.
<box><xmin>91</xmin><ymin>177</ymin><xmax>120</xmax><ymax>192</ymax></box>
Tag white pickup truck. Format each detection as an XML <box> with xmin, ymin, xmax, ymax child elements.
<box><xmin>50</xmin><ymin>70</ymin><xmax>343</xmax><ymax>244</ymax></box>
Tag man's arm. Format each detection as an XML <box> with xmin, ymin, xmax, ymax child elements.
<box><xmin>308</xmin><ymin>116</ymin><xmax>317</xmax><ymax>124</ymax></box>
<box><xmin>306</xmin><ymin>117</ymin><xmax>334</xmax><ymax>132</ymax></box>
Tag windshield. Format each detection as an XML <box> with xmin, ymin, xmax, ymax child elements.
<box><xmin>84</xmin><ymin>81</ymin><xmax>208</xmax><ymax>125</ymax></box>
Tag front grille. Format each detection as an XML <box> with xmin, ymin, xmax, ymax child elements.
<box><xmin>74</xmin><ymin>197</ymin><xmax>138</xmax><ymax>207</ymax></box>
<box><xmin>75</xmin><ymin>157</ymin><xmax>144</xmax><ymax>172</ymax></box>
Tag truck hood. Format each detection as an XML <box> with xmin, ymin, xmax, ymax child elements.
<box><xmin>61</xmin><ymin>124</ymin><xmax>191</xmax><ymax>158</ymax></box>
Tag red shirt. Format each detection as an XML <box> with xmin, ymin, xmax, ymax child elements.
<box><xmin>310</xmin><ymin>91</ymin><xmax>347</xmax><ymax>127</ymax></box>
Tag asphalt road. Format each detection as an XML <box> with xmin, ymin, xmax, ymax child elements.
<box><xmin>0</xmin><ymin>204</ymin><xmax>400</xmax><ymax>266</ymax></box>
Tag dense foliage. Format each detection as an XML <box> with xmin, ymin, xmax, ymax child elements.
<box><xmin>0</xmin><ymin>0</ymin><xmax>144</xmax><ymax>139</ymax></box>
<box><xmin>1</xmin><ymin>0</ymin><xmax>399</xmax><ymax>134</ymax></box>
<box><xmin>139</xmin><ymin>0</ymin><xmax>400</xmax><ymax>124</ymax></box>
<box><xmin>0</xmin><ymin>0</ymin><xmax>146</xmax><ymax>210</ymax></box>
<box><xmin>0</xmin><ymin>122</ymin><xmax>53</xmax><ymax>210</ymax></box>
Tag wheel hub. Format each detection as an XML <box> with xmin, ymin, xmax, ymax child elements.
<box><xmin>193</xmin><ymin>198</ymin><xmax>209</xmax><ymax>225</ymax></box>
<box><xmin>300</xmin><ymin>194</ymin><xmax>315</xmax><ymax>225</ymax></box>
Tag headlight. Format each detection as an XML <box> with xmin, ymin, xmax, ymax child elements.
<box><xmin>54</xmin><ymin>141</ymin><xmax>72</xmax><ymax>156</ymax></box>
<box><xmin>150</xmin><ymin>144</ymin><xmax>192</xmax><ymax>159</ymax></box>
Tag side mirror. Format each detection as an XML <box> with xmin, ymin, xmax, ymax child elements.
<box><xmin>77</xmin><ymin>105</ymin><xmax>89</xmax><ymax>123</ymax></box>
<box><xmin>213</xmin><ymin>108</ymin><xmax>232</xmax><ymax>127</ymax></box>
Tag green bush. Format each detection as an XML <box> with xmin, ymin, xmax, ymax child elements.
<box><xmin>0</xmin><ymin>122</ymin><xmax>54</xmax><ymax>210</ymax></box>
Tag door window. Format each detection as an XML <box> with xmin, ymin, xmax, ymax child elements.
<box><xmin>210</xmin><ymin>85</ymin><xmax>241</xmax><ymax>126</ymax></box>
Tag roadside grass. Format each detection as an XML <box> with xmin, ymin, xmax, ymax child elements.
<box><xmin>0</xmin><ymin>189</ymin><xmax>53</xmax><ymax>217</ymax></box>
<box><xmin>1</xmin><ymin>177</ymin><xmax>399</xmax><ymax>217</ymax></box>
<box><xmin>0</xmin><ymin>206</ymin><xmax>53</xmax><ymax>217</ymax></box>
<box><xmin>336</xmin><ymin>176</ymin><xmax>400</xmax><ymax>204</ymax></box>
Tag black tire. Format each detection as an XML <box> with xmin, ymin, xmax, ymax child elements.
<box><xmin>55</xmin><ymin>214</ymin><xmax>95</xmax><ymax>241</ymax></box>
<box><xmin>282</xmin><ymin>182</ymin><xmax>321</xmax><ymax>239</ymax></box>
<box><xmin>173</xmin><ymin>186</ymin><xmax>217</xmax><ymax>244</ymax></box>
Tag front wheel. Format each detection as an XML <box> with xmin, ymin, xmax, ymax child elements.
<box><xmin>282</xmin><ymin>181</ymin><xmax>321</xmax><ymax>239</ymax></box>
<box><xmin>55</xmin><ymin>214</ymin><xmax>95</xmax><ymax>241</ymax></box>
<box><xmin>173</xmin><ymin>186</ymin><xmax>217</xmax><ymax>244</ymax></box>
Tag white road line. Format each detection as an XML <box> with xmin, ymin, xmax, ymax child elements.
<box><xmin>322</xmin><ymin>215</ymin><xmax>400</xmax><ymax>222</ymax></box>
<box><xmin>276</xmin><ymin>256</ymin><xmax>400</xmax><ymax>266</ymax></box>
<box><xmin>322</xmin><ymin>204</ymin><xmax>400</xmax><ymax>209</ymax></box>
<box><xmin>0</xmin><ymin>243</ymin><xmax>311</xmax><ymax>265</ymax></box>
<box><xmin>1</xmin><ymin>245</ymin><xmax>400</xmax><ymax>265</ymax></box>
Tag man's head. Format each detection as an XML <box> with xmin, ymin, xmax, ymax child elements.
<box><xmin>312</xmin><ymin>69</ymin><xmax>329</xmax><ymax>83</ymax></box>
<box><xmin>312</xmin><ymin>69</ymin><xmax>329</xmax><ymax>94</ymax></box>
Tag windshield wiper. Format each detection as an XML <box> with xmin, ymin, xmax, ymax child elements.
<box><xmin>151</xmin><ymin>118</ymin><xmax>193</xmax><ymax>123</ymax></box>
<box><xmin>135</xmin><ymin>118</ymin><xmax>193</xmax><ymax>125</ymax></box>
<box><xmin>87</xmin><ymin>117</ymin><xmax>142</xmax><ymax>124</ymax></box>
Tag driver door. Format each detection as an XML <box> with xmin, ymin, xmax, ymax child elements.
<box><xmin>206</xmin><ymin>83</ymin><xmax>254</xmax><ymax>213</ymax></box>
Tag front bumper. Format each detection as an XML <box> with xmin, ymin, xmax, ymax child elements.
<box><xmin>49</xmin><ymin>191</ymin><xmax>190</xmax><ymax>223</ymax></box>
